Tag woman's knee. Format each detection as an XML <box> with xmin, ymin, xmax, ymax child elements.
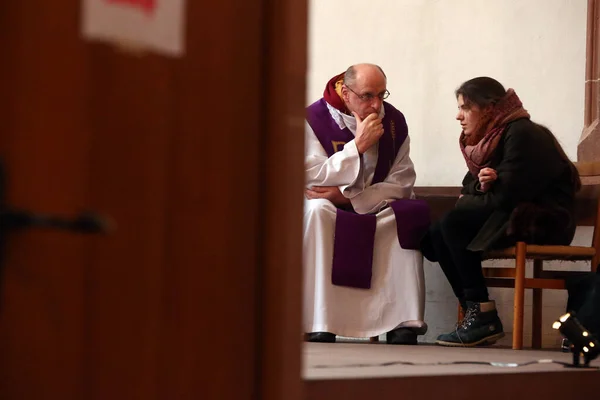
<box><xmin>438</xmin><ymin>207</ymin><xmax>489</xmax><ymax>237</ymax></box>
<box><xmin>440</xmin><ymin>207</ymin><xmax>472</xmax><ymax>226</ymax></box>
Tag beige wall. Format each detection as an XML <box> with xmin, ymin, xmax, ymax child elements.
<box><xmin>307</xmin><ymin>0</ymin><xmax>590</xmax><ymax>347</ymax></box>
<box><xmin>308</xmin><ymin>0</ymin><xmax>587</xmax><ymax>185</ymax></box>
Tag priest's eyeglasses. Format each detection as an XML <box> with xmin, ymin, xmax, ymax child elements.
<box><xmin>346</xmin><ymin>86</ymin><xmax>390</xmax><ymax>102</ymax></box>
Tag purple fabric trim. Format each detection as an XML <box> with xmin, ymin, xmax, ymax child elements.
<box><xmin>390</xmin><ymin>199</ymin><xmax>431</xmax><ymax>250</ymax></box>
<box><xmin>331</xmin><ymin>209</ymin><xmax>377</xmax><ymax>289</ymax></box>
<box><xmin>306</xmin><ymin>99</ymin><xmax>354</xmax><ymax>156</ymax></box>
<box><xmin>371</xmin><ymin>103</ymin><xmax>408</xmax><ymax>184</ymax></box>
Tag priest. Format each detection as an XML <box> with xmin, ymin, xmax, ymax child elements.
<box><xmin>303</xmin><ymin>63</ymin><xmax>429</xmax><ymax>345</ymax></box>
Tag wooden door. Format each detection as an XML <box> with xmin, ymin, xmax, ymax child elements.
<box><xmin>0</xmin><ymin>1</ymin><xmax>90</xmax><ymax>398</ymax></box>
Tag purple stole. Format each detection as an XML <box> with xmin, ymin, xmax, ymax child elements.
<box><xmin>306</xmin><ymin>99</ymin><xmax>430</xmax><ymax>290</ymax></box>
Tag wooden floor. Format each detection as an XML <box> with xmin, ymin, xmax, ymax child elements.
<box><xmin>304</xmin><ymin>341</ymin><xmax>599</xmax><ymax>379</ymax></box>
<box><xmin>303</xmin><ymin>342</ymin><xmax>600</xmax><ymax>399</ymax></box>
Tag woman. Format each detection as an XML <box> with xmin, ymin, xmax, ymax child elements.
<box><xmin>421</xmin><ymin>77</ymin><xmax>581</xmax><ymax>347</ymax></box>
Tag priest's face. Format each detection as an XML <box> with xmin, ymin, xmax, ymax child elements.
<box><xmin>342</xmin><ymin>77</ymin><xmax>387</xmax><ymax>120</ymax></box>
<box><xmin>456</xmin><ymin>94</ymin><xmax>483</xmax><ymax>136</ymax></box>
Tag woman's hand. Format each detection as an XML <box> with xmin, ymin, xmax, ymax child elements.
<box><xmin>478</xmin><ymin>168</ymin><xmax>497</xmax><ymax>192</ymax></box>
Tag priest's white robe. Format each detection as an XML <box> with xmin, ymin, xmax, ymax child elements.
<box><xmin>303</xmin><ymin>101</ymin><xmax>427</xmax><ymax>338</ymax></box>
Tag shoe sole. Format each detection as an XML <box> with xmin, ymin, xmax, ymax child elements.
<box><xmin>435</xmin><ymin>332</ymin><xmax>505</xmax><ymax>347</ymax></box>
<box><xmin>386</xmin><ymin>339</ymin><xmax>418</xmax><ymax>345</ymax></box>
<box><xmin>305</xmin><ymin>334</ymin><xmax>336</xmax><ymax>343</ymax></box>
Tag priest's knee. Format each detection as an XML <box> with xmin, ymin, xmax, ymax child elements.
<box><xmin>304</xmin><ymin>198</ymin><xmax>337</xmax><ymax>220</ymax></box>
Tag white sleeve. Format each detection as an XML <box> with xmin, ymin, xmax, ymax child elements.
<box><xmin>348</xmin><ymin>135</ymin><xmax>416</xmax><ymax>214</ymax></box>
<box><xmin>304</xmin><ymin>121</ymin><xmax>364</xmax><ymax>189</ymax></box>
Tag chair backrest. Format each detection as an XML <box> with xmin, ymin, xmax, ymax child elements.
<box><xmin>575</xmin><ymin>161</ymin><xmax>600</xmax><ymax>272</ymax></box>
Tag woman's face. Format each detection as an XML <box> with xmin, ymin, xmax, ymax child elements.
<box><xmin>456</xmin><ymin>94</ymin><xmax>483</xmax><ymax>137</ymax></box>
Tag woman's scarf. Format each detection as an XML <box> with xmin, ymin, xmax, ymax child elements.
<box><xmin>460</xmin><ymin>89</ymin><xmax>530</xmax><ymax>177</ymax></box>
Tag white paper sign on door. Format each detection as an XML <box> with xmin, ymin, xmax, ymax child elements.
<box><xmin>82</xmin><ymin>0</ymin><xmax>186</xmax><ymax>57</ymax></box>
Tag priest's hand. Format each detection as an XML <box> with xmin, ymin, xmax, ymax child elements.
<box><xmin>353</xmin><ymin>112</ymin><xmax>384</xmax><ymax>154</ymax></box>
<box><xmin>478</xmin><ymin>167</ymin><xmax>497</xmax><ymax>192</ymax></box>
<box><xmin>305</xmin><ymin>186</ymin><xmax>351</xmax><ymax>207</ymax></box>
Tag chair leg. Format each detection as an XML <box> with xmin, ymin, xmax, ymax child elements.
<box><xmin>369</xmin><ymin>336</ymin><xmax>379</xmax><ymax>343</ymax></box>
<box><xmin>512</xmin><ymin>242</ymin><xmax>526</xmax><ymax>350</ymax></box>
<box><xmin>532</xmin><ymin>259</ymin><xmax>543</xmax><ymax>349</ymax></box>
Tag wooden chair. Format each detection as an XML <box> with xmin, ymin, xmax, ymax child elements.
<box><xmin>481</xmin><ymin>161</ymin><xmax>600</xmax><ymax>350</ymax></box>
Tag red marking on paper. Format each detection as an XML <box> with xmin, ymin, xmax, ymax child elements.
<box><xmin>105</xmin><ymin>0</ymin><xmax>156</xmax><ymax>14</ymax></box>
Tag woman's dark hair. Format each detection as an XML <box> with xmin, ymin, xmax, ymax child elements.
<box><xmin>455</xmin><ymin>77</ymin><xmax>506</xmax><ymax>109</ymax></box>
<box><xmin>456</xmin><ymin>76</ymin><xmax>581</xmax><ymax>192</ymax></box>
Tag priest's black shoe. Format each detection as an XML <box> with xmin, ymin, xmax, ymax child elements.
<box><xmin>306</xmin><ymin>332</ymin><xmax>336</xmax><ymax>343</ymax></box>
<box><xmin>386</xmin><ymin>327</ymin><xmax>418</xmax><ymax>345</ymax></box>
